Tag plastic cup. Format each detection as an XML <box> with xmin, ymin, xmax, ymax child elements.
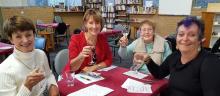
<box><xmin>65</xmin><ymin>70</ymin><xmax>75</xmax><ymax>87</ymax></box>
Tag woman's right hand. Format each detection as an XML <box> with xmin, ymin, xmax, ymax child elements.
<box><xmin>119</xmin><ymin>36</ymin><xmax>128</xmax><ymax>47</ymax></box>
<box><xmin>78</xmin><ymin>46</ymin><xmax>94</xmax><ymax>59</ymax></box>
<box><xmin>24</xmin><ymin>68</ymin><xmax>45</xmax><ymax>91</ymax></box>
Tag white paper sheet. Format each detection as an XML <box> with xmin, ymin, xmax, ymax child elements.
<box><xmin>75</xmin><ymin>73</ymin><xmax>104</xmax><ymax>84</ymax></box>
<box><xmin>67</xmin><ymin>84</ymin><xmax>113</xmax><ymax>96</ymax></box>
<box><xmin>123</xmin><ymin>71</ymin><xmax>148</xmax><ymax>79</ymax></box>
<box><xmin>98</xmin><ymin>65</ymin><xmax>117</xmax><ymax>71</ymax></box>
<box><xmin>122</xmin><ymin>78</ymin><xmax>152</xmax><ymax>93</ymax></box>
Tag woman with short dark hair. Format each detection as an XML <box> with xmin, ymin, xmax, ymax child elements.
<box><xmin>0</xmin><ymin>16</ymin><xmax>59</xmax><ymax>96</ymax></box>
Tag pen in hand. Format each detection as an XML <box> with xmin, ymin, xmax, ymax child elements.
<box><xmin>80</xmin><ymin>76</ymin><xmax>91</xmax><ymax>81</ymax></box>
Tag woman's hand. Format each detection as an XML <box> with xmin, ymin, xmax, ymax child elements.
<box><xmin>49</xmin><ymin>84</ymin><xmax>59</xmax><ymax>96</ymax></box>
<box><xmin>24</xmin><ymin>68</ymin><xmax>45</xmax><ymax>91</ymax></box>
<box><xmin>119</xmin><ymin>36</ymin><xmax>128</xmax><ymax>47</ymax></box>
<box><xmin>78</xmin><ymin>46</ymin><xmax>95</xmax><ymax>59</ymax></box>
<box><xmin>133</xmin><ymin>52</ymin><xmax>150</xmax><ymax>64</ymax></box>
<box><xmin>82</xmin><ymin>65</ymin><xmax>98</xmax><ymax>73</ymax></box>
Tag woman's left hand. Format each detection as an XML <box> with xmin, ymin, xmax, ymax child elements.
<box><xmin>134</xmin><ymin>52</ymin><xmax>151</xmax><ymax>64</ymax></box>
<box><xmin>49</xmin><ymin>85</ymin><xmax>59</xmax><ymax>96</ymax></box>
<box><xmin>82</xmin><ymin>65</ymin><xmax>98</xmax><ymax>73</ymax></box>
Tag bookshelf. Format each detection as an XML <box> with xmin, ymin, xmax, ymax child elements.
<box><xmin>85</xmin><ymin>0</ymin><xmax>102</xmax><ymax>10</ymax></box>
<box><xmin>115</xmin><ymin>0</ymin><xmax>129</xmax><ymax>32</ymax></box>
<box><xmin>101</xmin><ymin>6</ymin><xmax>115</xmax><ymax>29</ymax></box>
<box><xmin>202</xmin><ymin>12</ymin><xmax>220</xmax><ymax>48</ymax></box>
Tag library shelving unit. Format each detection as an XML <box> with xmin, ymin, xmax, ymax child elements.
<box><xmin>202</xmin><ymin>12</ymin><xmax>220</xmax><ymax>48</ymax></box>
<box><xmin>85</xmin><ymin>0</ymin><xmax>102</xmax><ymax>10</ymax></box>
<box><xmin>115</xmin><ymin>0</ymin><xmax>130</xmax><ymax>33</ymax></box>
<box><xmin>101</xmin><ymin>6</ymin><xmax>115</xmax><ymax>29</ymax></box>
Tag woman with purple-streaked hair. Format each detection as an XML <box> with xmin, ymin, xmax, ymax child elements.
<box><xmin>138</xmin><ymin>16</ymin><xmax>220</xmax><ymax>96</ymax></box>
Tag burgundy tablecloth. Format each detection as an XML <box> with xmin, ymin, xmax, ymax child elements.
<box><xmin>58</xmin><ymin>67</ymin><xmax>168</xmax><ymax>96</ymax></box>
<box><xmin>36</xmin><ymin>23</ymin><xmax>70</xmax><ymax>28</ymax></box>
<box><xmin>100</xmin><ymin>30</ymin><xmax>122</xmax><ymax>37</ymax></box>
<box><xmin>0</xmin><ymin>42</ymin><xmax>13</xmax><ymax>55</ymax></box>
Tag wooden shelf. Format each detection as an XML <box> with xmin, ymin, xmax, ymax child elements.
<box><xmin>213</xmin><ymin>24</ymin><xmax>220</xmax><ymax>26</ymax></box>
<box><xmin>212</xmin><ymin>35</ymin><xmax>220</xmax><ymax>37</ymax></box>
<box><xmin>86</xmin><ymin>2</ymin><xmax>102</xmax><ymax>4</ymax></box>
<box><xmin>116</xmin><ymin>15</ymin><xmax>127</xmax><ymax>17</ymax></box>
<box><xmin>115</xmin><ymin>4</ymin><xmax>127</xmax><ymax>5</ymax></box>
<box><xmin>126</xmin><ymin>3</ymin><xmax>142</xmax><ymax>5</ymax></box>
<box><xmin>129</xmin><ymin>13</ymin><xmax>156</xmax><ymax>15</ymax></box>
<box><xmin>54</xmin><ymin>11</ymin><xmax>84</xmax><ymax>13</ymax></box>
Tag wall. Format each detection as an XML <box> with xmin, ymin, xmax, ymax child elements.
<box><xmin>0</xmin><ymin>7</ymin><xmax>54</xmax><ymax>39</ymax></box>
<box><xmin>129</xmin><ymin>8</ymin><xmax>206</xmax><ymax>39</ymax></box>
<box><xmin>0</xmin><ymin>0</ymin><xmax>28</xmax><ymax>7</ymax></box>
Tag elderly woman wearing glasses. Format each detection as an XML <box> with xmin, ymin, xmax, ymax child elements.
<box><xmin>138</xmin><ymin>17</ymin><xmax>220</xmax><ymax>96</ymax></box>
<box><xmin>118</xmin><ymin>20</ymin><xmax>172</xmax><ymax>74</ymax></box>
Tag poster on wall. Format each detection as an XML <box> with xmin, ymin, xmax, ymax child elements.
<box><xmin>159</xmin><ymin>0</ymin><xmax>193</xmax><ymax>15</ymax></box>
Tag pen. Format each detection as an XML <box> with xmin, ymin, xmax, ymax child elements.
<box><xmin>80</xmin><ymin>76</ymin><xmax>91</xmax><ymax>81</ymax></box>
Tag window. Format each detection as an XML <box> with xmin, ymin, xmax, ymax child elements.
<box><xmin>105</xmin><ymin>0</ymin><xmax>114</xmax><ymax>6</ymax></box>
<box><xmin>48</xmin><ymin>0</ymin><xmax>82</xmax><ymax>7</ymax></box>
<box><xmin>27</xmin><ymin>0</ymin><xmax>48</xmax><ymax>6</ymax></box>
<box><xmin>48</xmin><ymin>0</ymin><xmax>65</xmax><ymax>7</ymax></box>
<box><xmin>193</xmin><ymin>0</ymin><xmax>220</xmax><ymax>8</ymax></box>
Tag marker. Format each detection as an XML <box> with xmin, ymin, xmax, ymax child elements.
<box><xmin>80</xmin><ymin>76</ymin><xmax>91</xmax><ymax>81</ymax></box>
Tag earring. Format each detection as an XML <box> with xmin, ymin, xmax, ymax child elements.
<box><xmin>176</xmin><ymin>45</ymin><xmax>179</xmax><ymax>50</ymax></box>
<box><xmin>198</xmin><ymin>47</ymin><xmax>201</xmax><ymax>52</ymax></box>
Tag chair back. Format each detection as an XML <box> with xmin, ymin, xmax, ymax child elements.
<box><xmin>35</xmin><ymin>37</ymin><xmax>46</xmax><ymax>50</ymax></box>
<box><xmin>211</xmin><ymin>37</ymin><xmax>220</xmax><ymax>53</ymax></box>
<box><xmin>54</xmin><ymin>16</ymin><xmax>63</xmax><ymax>23</ymax></box>
<box><xmin>54</xmin><ymin>49</ymin><xmax>69</xmax><ymax>75</ymax></box>
<box><xmin>165</xmin><ymin>34</ymin><xmax>176</xmax><ymax>52</ymax></box>
<box><xmin>55</xmin><ymin>22</ymin><xmax>67</xmax><ymax>35</ymax></box>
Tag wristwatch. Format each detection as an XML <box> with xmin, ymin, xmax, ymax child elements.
<box><xmin>96</xmin><ymin>64</ymin><xmax>102</xmax><ymax>69</ymax></box>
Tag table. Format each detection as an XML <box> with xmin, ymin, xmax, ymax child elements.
<box><xmin>37</xmin><ymin>31</ymin><xmax>54</xmax><ymax>51</ymax></box>
<box><xmin>100</xmin><ymin>30</ymin><xmax>122</xmax><ymax>37</ymax></box>
<box><xmin>36</xmin><ymin>23</ymin><xmax>70</xmax><ymax>29</ymax></box>
<box><xmin>0</xmin><ymin>42</ymin><xmax>13</xmax><ymax>55</ymax></box>
<box><xmin>36</xmin><ymin>23</ymin><xmax>70</xmax><ymax>51</ymax></box>
<box><xmin>58</xmin><ymin>67</ymin><xmax>168</xmax><ymax>96</ymax></box>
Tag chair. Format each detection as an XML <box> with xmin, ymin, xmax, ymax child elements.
<box><xmin>165</xmin><ymin>33</ymin><xmax>177</xmax><ymax>52</ymax></box>
<box><xmin>54</xmin><ymin>22</ymin><xmax>68</xmax><ymax>46</ymax></box>
<box><xmin>35</xmin><ymin>37</ymin><xmax>46</xmax><ymax>50</ymax></box>
<box><xmin>110</xmin><ymin>24</ymin><xmax>126</xmax><ymax>55</ymax></box>
<box><xmin>211</xmin><ymin>38</ymin><xmax>220</xmax><ymax>57</ymax></box>
<box><xmin>35</xmin><ymin>37</ymin><xmax>51</xmax><ymax>67</ymax></box>
<box><xmin>53</xmin><ymin>49</ymin><xmax>69</xmax><ymax>76</ymax></box>
<box><xmin>54</xmin><ymin>16</ymin><xmax>63</xmax><ymax>23</ymax></box>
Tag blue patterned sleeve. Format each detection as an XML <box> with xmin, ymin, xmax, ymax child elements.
<box><xmin>118</xmin><ymin>40</ymin><xmax>137</xmax><ymax>59</ymax></box>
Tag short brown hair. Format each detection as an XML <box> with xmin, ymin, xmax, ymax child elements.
<box><xmin>3</xmin><ymin>16</ymin><xmax>35</xmax><ymax>38</ymax></box>
<box><xmin>140</xmin><ymin>20</ymin><xmax>155</xmax><ymax>31</ymax></box>
<box><xmin>82</xmin><ymin>9</ymin><xmax>103</xmax><ymax>31</ymax></box>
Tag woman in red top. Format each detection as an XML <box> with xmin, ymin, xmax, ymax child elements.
<box><xmin>63</xmin><ymin>9</ymin><xmax>112</xmax><ymax>73</ymax></box>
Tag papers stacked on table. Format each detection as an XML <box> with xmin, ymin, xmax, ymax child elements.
<box><xmin>122</xmin><ymin>78</ymin><xmax>152</xmax><ymax>93</ymax></box>
<box><xmin>98</xmin><ymin>65</ymin><xmax>117</xmax><ymax>71</ymax></box>
<box><xmin>67</xmin><ymin>84</ymin><xmax>113</xmax><ymax>96</ymax></box>
<box><xmin>75</xmin><ymin>73</ymin><xmax>104</xmax><ymax>84</ymax></box>
<box><xmin>123</xmin><ymin>70</ymin><xmax>148</xmax><ymax>79</ymax></box>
